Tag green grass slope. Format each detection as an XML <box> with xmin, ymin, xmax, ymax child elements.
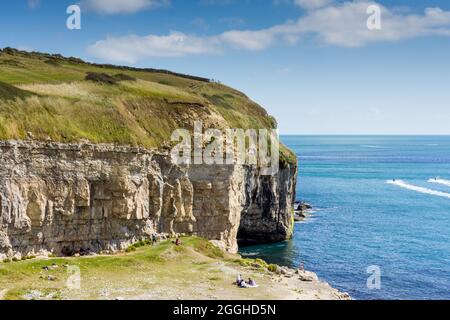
<box><xmin>1</xmin><ymin>237</ymin><xmax>341</xmax><ymax>300</ymax></box>
<box><xmin>0</xmin><ymin>47</ymin><xmax>296</xmax><ymax>164</ymax></box>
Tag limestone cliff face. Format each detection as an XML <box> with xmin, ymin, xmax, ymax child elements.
<box><xmin>0</xmin><ymin>140</ymin><xmax>297</xmax><ymax>259</ymax></box>
<box><xmin>238</xmin><ymin>163</ymin><xmax>297</xmax><ymax>245</ymax></box>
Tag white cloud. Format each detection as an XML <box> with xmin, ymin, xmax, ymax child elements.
<box><xmin>81</xmin><ymin>0</ymin><xmax>170</xmax><ymax>14</ymax></box>
<box><xmin>87</xmin><ymin>27</ymin><xmax>281</xmax><ymax>63</ymax></box>
<box><xmin>87</xmin><ymin>1</ymin><xmax>450</xmax><ymax>62</ymax></box>
<box><xmin>293</xmin><ymin>0</ymin><xmax>332</xmax><ymax>10</ymax></box>
<box><xmin>220</xmin><ymin>29</ymin><xmax>276</xmax><ymax>50</ymax></box>
<box><xmin>295</xmin><ymin>2</ymin><xmax>450</xmax><ymax>47</ymax></box>
<box><xmin>87</xmin><ymin>32</ymin><xmax>220</xmax><ymax>63</ymax></box>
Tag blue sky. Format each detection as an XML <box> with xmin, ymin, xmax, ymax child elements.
<box><xmin>1</xmin><ymin>0</ymin><xmax>450</xmax><ymax>134</ymax></box>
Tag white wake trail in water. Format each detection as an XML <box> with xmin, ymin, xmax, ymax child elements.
<box><xmin>387</xmin><ymin>180</ymin><xmax>450</xmax><ymax>199</ymax></box>
<box><xmin>428</xmin><ymin>178</ymin><xmax>450</xmax><ymax>187</ymax></box>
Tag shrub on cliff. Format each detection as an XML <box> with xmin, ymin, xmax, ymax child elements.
<box><xmin>1</xmin><ymin>47</ymin><xmax>19</xmax><ymax>55</ymax></box>
<box><xmin>237</xmin><ymin>258</ymin><xmax>269</xmax><ymax>269</ymax></box>
<box><xmin>44</xmin><ymin>59</ymin><xmax>60</xmax><ymax>66</ymax></box>
<box><xmin>267</xmin><ymin>264</ymin><xmax>278</xmax><ymax>273</ymax></box>
<box><xmin>125</xmin><ymin>247</ymin><xmax>136</xmax><ymax>253</ymax></box>
<box><xmin>85</xmin><ymin>72</ymin><xmax>118</xmax><ymax>85</ymax></box>
<box><xmin>85</xmin><ymin>72</ymin><xmax>137</xmax><ymax>84</ymax></box>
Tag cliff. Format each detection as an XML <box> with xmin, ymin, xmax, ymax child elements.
<box><xmin>0</xmin><ymin>140</ymin><xmax>296</xmax><ymax>258</ymax></box>
<box><xmin>0</xmin><ymin>49</ymin><xmax>298</xmax><ymax>259</ymax></box>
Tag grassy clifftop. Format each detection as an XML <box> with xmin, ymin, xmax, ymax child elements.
<box><xmin>0</xmin><ymin>47</ymin><xmax>295</xmax><ymax>164</ymax></box>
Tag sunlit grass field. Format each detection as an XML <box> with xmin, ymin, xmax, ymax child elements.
<box><xmin>0</xmin><ymin>237</ymin><xmax>281</xmax><ymax>300</ymax></box>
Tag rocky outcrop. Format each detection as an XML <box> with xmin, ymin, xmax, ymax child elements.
<box><xmin>237</xmin><ymin>163</ymin><xmax>297</xmax><ymax>245</ymax></box>
<box><xmin>293</xmin><ymin>201</ymin><xmax>313</xmax><ymax>221</ymax></box>
<box><xmin>0</xmin><ymin>140</ymin><xmax>297</xmax><ymax>259</ymax></box>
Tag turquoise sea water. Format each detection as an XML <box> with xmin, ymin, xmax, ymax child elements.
<box><xmin>240</xmin><ymin>136</ymin><xmax>450</xmax><ymax>300</ymax></box>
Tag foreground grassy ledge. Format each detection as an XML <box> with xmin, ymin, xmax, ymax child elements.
<box><xmin>0</xmin><ymin>237</ymin><xmax>348</xmax><ymax>300</ymax></box>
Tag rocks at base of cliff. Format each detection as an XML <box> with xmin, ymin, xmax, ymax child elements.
<box><xmin>271</xmin><ymin>265</ymin><xmax>352</xmax><ymax>300</ymax></box>
<box><xmin>293</xmin><ymin>201</ymin><xmax>313</xmax><ymax>222</ymax></box>
<box><xmin>293</xmin><ymin>213</ymin><xmax>306</xmax><ymax>222</ymax></box>
<box><xmin>296</xmin><ymin>201</ymin><xmax>313</xmax><ymax>211</ymax></box>
<box><xmin>337</xmin><ymin>292</ymin><xmax>352</xmax><ymax>300</ymax></box>
<box><xmin>274</xmin><ymin>266</ymin><xmax>318</xmax><ymax>282</ymax></box>
<box><xmin>296</xmin><ymin>270</ymin><xmax>319</xmax><ymax>282</ymax></box>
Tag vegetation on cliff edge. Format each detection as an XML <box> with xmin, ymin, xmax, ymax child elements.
<box><xmin>0</xmin><ymin>47</ymin><xmax>296</xmax><ymax>165</ymax></box>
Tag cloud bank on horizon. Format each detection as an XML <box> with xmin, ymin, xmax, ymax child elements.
<box><xmin>86</xmin><ymin>0</ymin><xmax>450</xmax><ymax>63</ymax></box>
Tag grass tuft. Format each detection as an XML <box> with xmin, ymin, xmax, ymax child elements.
<box><xmin>114</xmin><ymin>73</ymin><xmax>137</xmax><ymax>81</ymax></box>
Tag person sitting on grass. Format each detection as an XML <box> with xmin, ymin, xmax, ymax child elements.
<box><xmin>239</xmin><ymin>279</ymin><xmax>248</xmax><ymax>288</ymax></box>
<box><xmin>175</xmin><ymin>238</ymin><xmax>182</xmax><ymax>246</ymax></box>
<box><xmin>248</xmin><ymin>278</ymin><xmax>256</xmax><ymax>287</ymax></box>
<box><xmin>236</xmin><ymin>274</ymin><xmax>242</xmax><ymax>285</ymax></box>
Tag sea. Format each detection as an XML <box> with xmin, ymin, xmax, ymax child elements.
<box><xmin>240</xmin><ymin>135</ymin><xmax>450</xmax><ymax>300</ymax></box>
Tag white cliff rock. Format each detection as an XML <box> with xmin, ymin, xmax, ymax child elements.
<box><xmin>0</xmin><ymin>140</ymin><xmax>297</xmax><ymax>259</ymax></box>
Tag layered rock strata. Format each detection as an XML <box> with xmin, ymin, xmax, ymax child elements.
<box><xmin>0</xmin><ymin>140</ymin><xmax>296</xmax><ymax>258</ymax></box>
